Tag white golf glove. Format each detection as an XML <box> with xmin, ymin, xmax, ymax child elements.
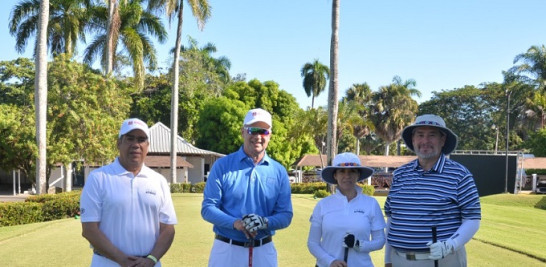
<box><xmin>427</xmin><ymin>240</ymin><xmax>454</xmax><ymax>260</ymax></box>
<box><xmin>242</xmin><ymin>214</ymin><xmax>268</xmax><ymax>233</ymax></box>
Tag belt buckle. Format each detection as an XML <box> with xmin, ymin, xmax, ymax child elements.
<box><xmin>243</xmin><ymin>241</ymin><xmax>253</xmax><ymax>247</ymax></box>
<box><xmin>406</xmin><ymin>253</ymin><xmax>416</xmax><ymax>261</ymax></box>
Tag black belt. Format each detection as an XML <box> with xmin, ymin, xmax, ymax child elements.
<box><xmin>215</xmin><ymin>234</ymin><xmax>272</xmax><ymax>247</ymax></box>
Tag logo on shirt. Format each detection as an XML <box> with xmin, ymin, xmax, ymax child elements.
<box><xmin>145</xmin><ymin>189</ymin><xmax>156</xmax><ymax>195</ymax></box>
<box><xmin>354</xmin><ymin>209</ymin><xmax>365</xmax><ymax>214</ymax></box>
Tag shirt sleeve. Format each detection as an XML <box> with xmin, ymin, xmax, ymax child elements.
<box><xmin>201</xmin><ymin>161</ymin><xmax>237</xmax><ymax>228</ymax></box>
<box><xmin>307</xmin><ymin>202</ymin><xmax>336</xmax><ymax>267</ymax></box>
<box><xmin>80</xmin><ymin>172</ymin><xmax>102</xmax><ymax>222</ymax></box>
<box><xmin>266</xmin><ymin>168</ymin><xmax>293</xmax><ymax>230</ymax></box>
<box><xmin>159</xmin><ymin>177</ymin><xmax>177</xmax><ymax>225</ymax></box>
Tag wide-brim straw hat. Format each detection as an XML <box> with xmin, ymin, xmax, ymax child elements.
<box><xmin>321</xmin><ymin>152</ymin><xmax>374</xmax><ymax>184</ymax></box>
<box><xmin>401</xmin><ymin>114</ymin><xmax>458</xmax><ymax>155</ymax></box>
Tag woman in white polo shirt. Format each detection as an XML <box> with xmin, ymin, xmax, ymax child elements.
<box><xmin>307</xmin><ymin>152</ymin><xmax>386</xmax><ymax>267</ymax></box>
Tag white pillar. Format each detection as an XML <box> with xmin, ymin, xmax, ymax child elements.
<box><xmin>532</xmin><ymin>174</ymin><xmax>537</xmax><ymax>193</ymax></box>
<box><xmin>12</xmin><ymin>170</ymin><xmax>16</xmax><ymax>196</ymax></box>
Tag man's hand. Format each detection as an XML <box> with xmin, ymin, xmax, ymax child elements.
<box><xmin>242</xmin><ymin>214</ymin><xmax>268</xmax><ymax>233</ymax></box>
<box><xmin>233</xmin><ymin>219</ymin><xmax>256</xmax><ymax>239</ymax></box>
<box><xmin>427</xmin><ymin>240</ymin><xmax>454</xmax><ymax>260</ymax></box>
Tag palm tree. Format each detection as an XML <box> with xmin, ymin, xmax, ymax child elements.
<box><xmin>343</xmin><ymin>83</ymin><xmax>374</xmax><ymax>155</ymax></box>
<box><xmin>147</xmin><ymin>0</ymin><xmax>210</xmax><ymax>183</ymax></box>
<box><xmin>301</xmin><ymin>59</ymin><xmax>330</xmax><ymax>109</ymax></box>
<box><xmin>370</xmin><ymin>76</ymin><xmax>420</xmax><ymax>157</ymax></box>
<box><xmin>35</xmin><ymin>0</ymin><xmax>50</xmax><ymax>194</ymax></box>
<box><xmin>105</xmin><ymin>0</ymin><xmax>120</xmax><ymax>75</ymax></box>
<box><xmin>9</xmin><ymin>0</ymin><xmax>91</xmax><ymax>58</ymax></box>
<box><xmin>510</xmin><ymin>45</ymin><xmax>546</xmax><ymax>91</ymax></box>
<box><xmin>326</xmin><ymin>0</ymin><xmax>340</xmax><ymax>193</ymax></box>
<box><xmin>83</xmin><ymin>0</ymin><xmax>167</xmax><ymax>89</ymax></box>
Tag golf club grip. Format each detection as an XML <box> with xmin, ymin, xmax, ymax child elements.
<box><xmin>344</xmin><ymin>247</ymin><xmax>348</xmax><ymax>263</ymax></box>
<box><xmin>432</xmin><ymin>226</ymin><xmax>438</xmax><ymax>267</ymax></box>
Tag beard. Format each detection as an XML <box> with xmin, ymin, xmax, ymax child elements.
<box><xmin>414</xmin><ymin>148</ymin><xmax>441</xmax><ymax>160</ymax></box>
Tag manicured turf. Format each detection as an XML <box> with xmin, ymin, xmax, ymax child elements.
<box><xmin>0</xmin><ymin>193</ymin><xmax>545</xmax><ymax>266</ymax></box>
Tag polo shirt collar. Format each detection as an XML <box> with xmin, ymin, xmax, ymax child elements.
<box><xmin>112</xmin><ymin>157</ymin><xmax>150</xmax><ymax>177</ymax></box>
<box><xmin>236</xmin><ymin>146</ymin><xmax>271</xmax><ymax>166</ymax></box>
<box><xmin>411</xmin><ymin>153</ymin><xmax>447</xmax><ymax>173</ymax></box>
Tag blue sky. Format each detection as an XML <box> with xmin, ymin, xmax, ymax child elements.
<box><xmin>2</xmin><ymin>0</ymin><xmax>546</xmax><ymax>109</ymax></box>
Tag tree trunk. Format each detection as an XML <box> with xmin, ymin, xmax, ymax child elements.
<box><xmin>35</xmin><ymin>0</ymin><xmax>49</xmax><ymax>195</ymax></box>
<box><xmin>64</xmin><ymin>163</ymin><xmax>72</xmax><ymax>192</ymax></box>
<box><xmin>326</xmin><ymin>0</ymin><xmax>340</xmax><ymax>193</ymax></box>
<box><xmin>384</xmin><ymin>142</ymin><xmax>390</xmax><ymax>172</ymax></box>
<box><xmin>170</xmin><ymin>1</ymin><xmax>184</xmax><ymax>184</ymax></box>
<box><xmin>106</xmin><ymin>0</ymin><xmax>119</xmax><ymax>75</ymax></box>
<box><xmin>355</xmin><ymin>138</ymin><xmax>361</xmax><ymax>155</ymax></box>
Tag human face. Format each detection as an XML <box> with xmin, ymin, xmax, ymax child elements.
<box><xmin>242</xmin><ymin>122</ymin><xmax>271</xmax><ymax>160</ymax></box>
<box><xmin>117</xmin><ymin>129</ymin><xmax>149</xmax><ymax>174</ymax></box>
<box><xmin>333</xmin><ymin>168</ymin><xmax>359</xmax><ymax>192</ymax></box>
<box><xmin>411</xmin><ymin>126</ymin><xmax>446</xmax><ymax>160</ymax></box>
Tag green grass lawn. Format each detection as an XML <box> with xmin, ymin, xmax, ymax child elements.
<box><xmin>0</xmin><ymin>193</ymin><xmax>545</xmax><ymax>266</ymax></box>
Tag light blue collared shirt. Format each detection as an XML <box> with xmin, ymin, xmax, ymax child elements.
<box><xmin>201</xmin><ymin>146</ymin><xmax>293</xmax><ymax>242</ymax></box>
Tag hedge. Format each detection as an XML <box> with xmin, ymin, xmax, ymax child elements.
<box><xmin>169</xmin><ymin>182</ymin><xmax>375</xmax><ymax>196</ymax></box>
<box><xmin>0</xmin><ymin>191</ymin><xmax>81</xmax><ymax>227</ymax></box>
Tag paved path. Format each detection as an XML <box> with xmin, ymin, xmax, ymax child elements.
<box><xmin>0</xmin><ymin>190</ymin><xmax>30</xmax><ymax>202</ymax></box>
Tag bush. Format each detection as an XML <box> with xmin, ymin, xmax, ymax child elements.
<box><xmin>313</xmin><ymin>189</ymin><xmax>330</xmax><ymax>198</ymax></box>
<box><xmin>191</xmin><ymin>182</ymin><xmax>206</xmax><ymax>193</ymax></box>
<box><xmin>171</xmin><ymin>183</ymin><xmax>192</xmax><ymax>193</ymax></box>
<box><xmin>291</xmin><ymin>182</ymin><xmax>327</xmax><ymax>194</ymax></box>
<box><xmin>358</xmin><ymin>184</ymin><xmax>375</xmax><ymax>196</ymax></box>
<box><xmin>0</xmin><ymin>202</ymin><xmax>43</xmax><ymax>226</ymax></box>
<box><xmin>0</xmin><ymin>191</ymin><xmax>81</xmax><ymax>226</ymax></box>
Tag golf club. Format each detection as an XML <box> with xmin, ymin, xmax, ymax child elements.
<box><xmin>248</xmin><ymin>238</ymin><xmax>254</xmax><ymax>267</ymax></box>
<box><xmin>432</xmin><ymin>226</ymin><xmax>438</xmax><ymax>267</ymax></box>
<box><xmin>344</xmin><ymin>247</ymin><xmax>349</xmax><ymax>264</ymax></box>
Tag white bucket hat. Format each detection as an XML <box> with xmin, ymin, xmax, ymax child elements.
<box><xmin>401</xmin><ymin>114</ymin><xmax>458</xmax><ymax>155</ymax></box>
<box><xmin>321</xmin><ymin>152</ymin><xmax>374</xmax><ymax>184</ymax></box>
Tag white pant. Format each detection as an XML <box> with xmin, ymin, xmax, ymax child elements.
<box><xmin>390</xmin><ymin>247</ymin><xmax>467</xmax><ymax>267</ymax></box>
<box><xmin>208</xmin><ymin>239</ymin><xmax>278</xmax><ymax>267</ymax></box>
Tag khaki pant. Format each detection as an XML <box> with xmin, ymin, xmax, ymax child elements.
<box><xmin>390</xmin><ymin>247</ymin><xmax>467</xmax><ymax>267</ymax></box>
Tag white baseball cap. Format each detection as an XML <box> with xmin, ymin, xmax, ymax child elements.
<box><xmin>243</xmin><ymin>108</ymin><xmax>272</xmax><ymax>129</ymax></box>
<box><xmin>119</xmin><ymin>118</ymin><xmax>150</xmax><ymax>139</ymax></box>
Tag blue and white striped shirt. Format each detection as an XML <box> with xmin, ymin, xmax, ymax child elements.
<box><xmin>201</xmin><ymin>146</ymin><xmax>293</xmax><ymax>242</ymax></box>
<box><xmin>384</xmin><ymin>154</ymin><xmax>481</xmax><ymax>252</ymax></box>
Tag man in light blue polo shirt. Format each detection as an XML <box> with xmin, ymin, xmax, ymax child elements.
<box><xmin>201</xmin><ymin>108</ymin><xmax>293</xmax><ymax>267</ymax></box>
<box><xmin>384</xmin><ymin>114</ymin><xmax>481</xmax><ymax>267</ymax></box>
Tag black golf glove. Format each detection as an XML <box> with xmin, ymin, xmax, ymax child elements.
<box><xmin>343</xmin><ymin>233</ymin><xmax>358</xmax><ymax>248</ymax></box>
<box><xmin>242</xmin><ymin>214</ymin><xmax>268</xmax><ymax>233</ymax></box>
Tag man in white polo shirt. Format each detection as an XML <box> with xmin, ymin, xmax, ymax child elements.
<box><xmin>80</xmin><ymin>118</ymin><xmax>177</xmax><ymax>267</ymax></box>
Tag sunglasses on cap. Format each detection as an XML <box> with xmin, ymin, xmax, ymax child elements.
<box><xmin>245</xmin><ymin>127</ymin><xmax>270</xmax><ymax>136</ymax></box>
<box><xmin>336</xmin><ymin>162</ymin><xmax>360</xmax><ymax>167</ymax></box>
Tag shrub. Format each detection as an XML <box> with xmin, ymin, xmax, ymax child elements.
<box><xmin>291</xmin><ymin>182</ymin><xmax>327</xmax><ymax>194</ymax></box>
<box><xmin>359</xmin><ymin>184</ymin><xmax>375</xmax><ymax>196</ymax></box>
<box><xmin>313</xmin><ymin>189</ymin><xmax>330</xmax><ymax>198</ymax></box>
<box><xmin>191</xmin><ymin>182</ymin><xmax>206</xmax><ymax>193</ymax></box>
<box><xmin>0</xmin><ymin>202</ymin><xmax>43</xmax><ymax>226</ymax></box>
<box><xmin>171</xmin><ymin>183</ymin><xmax>192</xmax><ymax>193</ymax></box>
<box><xmin>0</xmin><ymin>191</ymin><xmax>81</xmax><ymax>226</ymax></box>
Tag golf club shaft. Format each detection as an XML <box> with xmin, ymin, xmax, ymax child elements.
<box><xmin>248</xmin><ymin>238</ymin><xmax>254</xmax><ymax>267</ymax></box>
<box><xmin>344</xmin><ymin>247</ymin><xmax>349</xmax><ymax>263</ymax></box>
<box><xmin>432</xmin><ymin>226</ymin><xmax>438</xmax><ymax>267</ymax></box>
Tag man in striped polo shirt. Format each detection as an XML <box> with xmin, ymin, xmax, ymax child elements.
<box><xmin>384</xmin><ymin>114</ymin><xmax>481</xmax><ymax>267</ymax></box>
